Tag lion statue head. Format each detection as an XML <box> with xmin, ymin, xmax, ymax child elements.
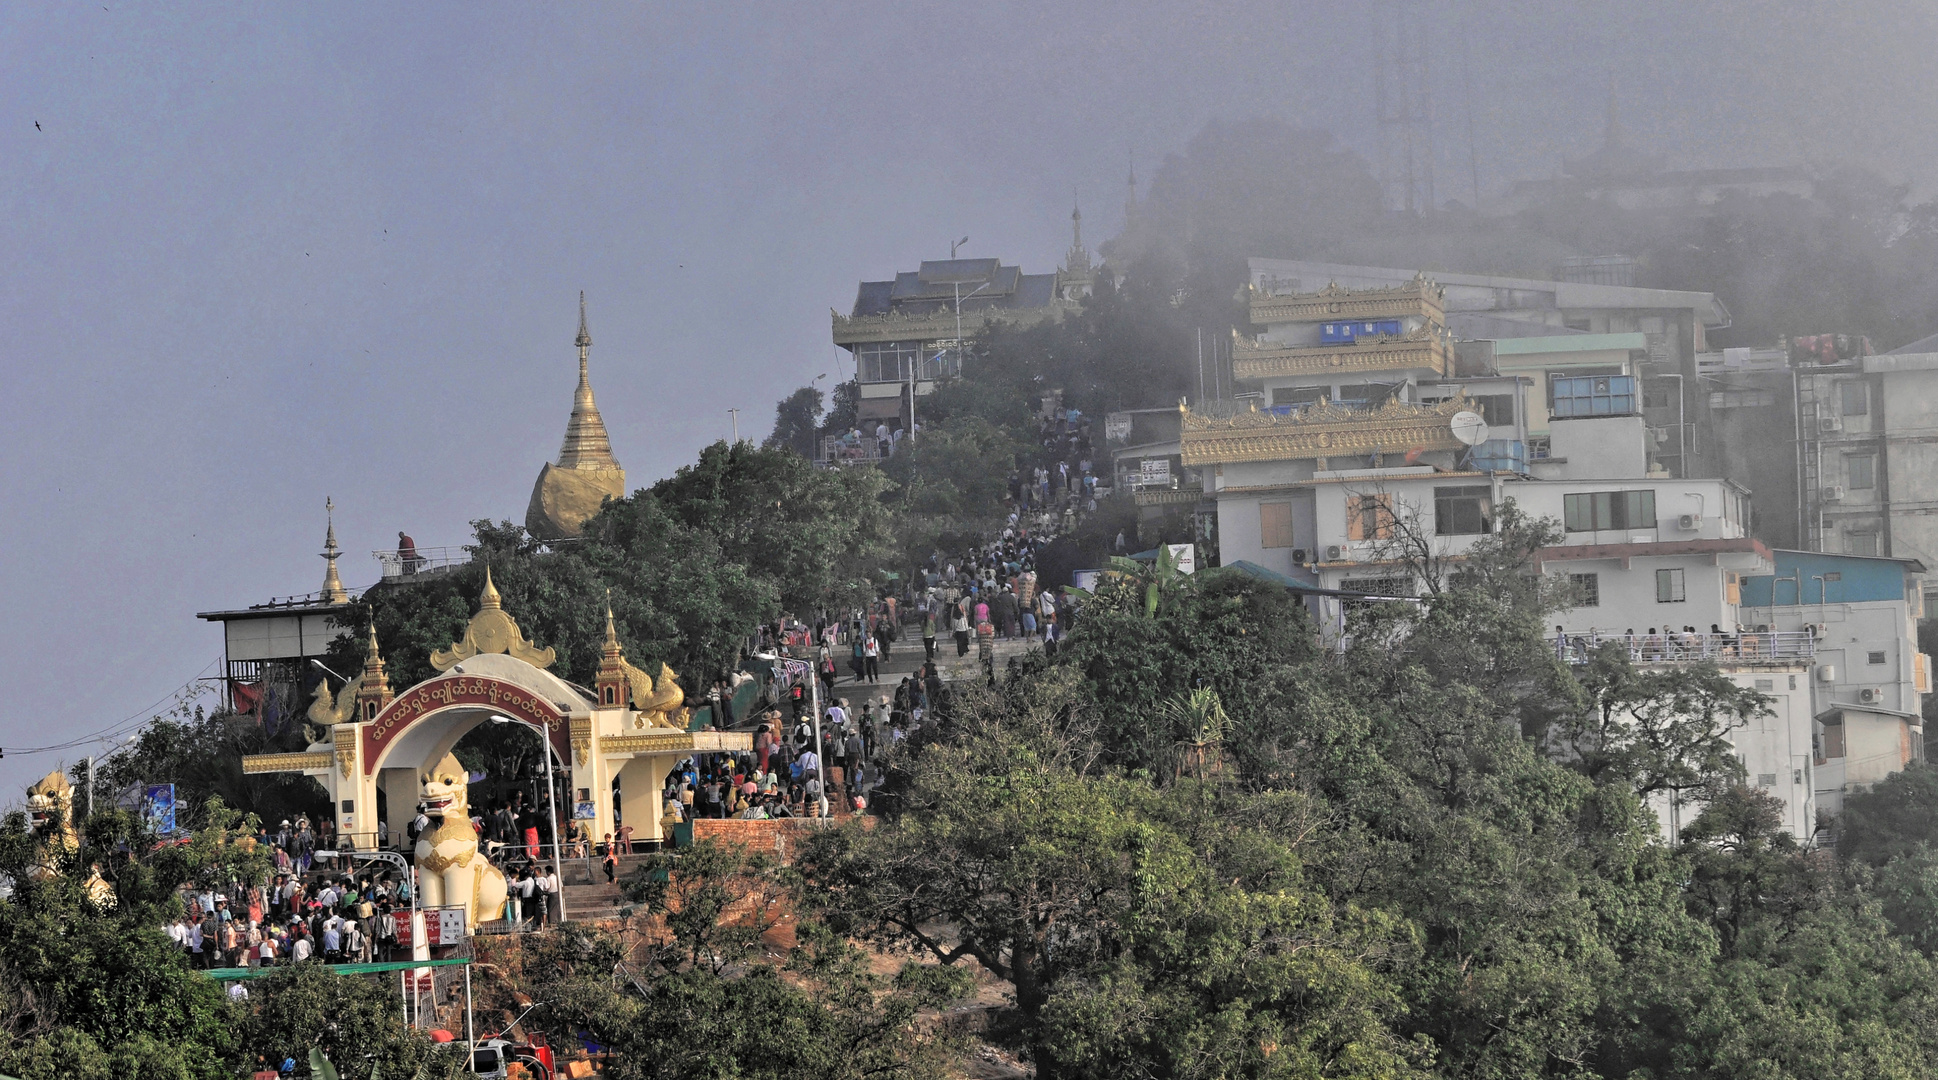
<box><xmin>26</xmin><ymin>771</ymin><xmax>75</xmax><ymax>841</ymax></box>
<box><xmin>419</xmin><ymin>753</ymin><xmax>470</xmax><ymax>822</ymax></box>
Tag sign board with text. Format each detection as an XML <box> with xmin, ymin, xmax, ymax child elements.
<box><xmin>393</xmin><ymin>906</ymin><xmax>468</xmax><ymax>949</ymax></box>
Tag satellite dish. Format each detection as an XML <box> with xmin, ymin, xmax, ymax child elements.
<box><xmin>1450</xmin><ymin>411</ymin><xmax>1490</xmax><ymax>446</ymax></box>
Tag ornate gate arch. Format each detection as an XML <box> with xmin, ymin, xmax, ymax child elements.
<box><xmin>242</xmin><ymin>570</ymin><xmax>751</xmax><ymax>890</ymax></box>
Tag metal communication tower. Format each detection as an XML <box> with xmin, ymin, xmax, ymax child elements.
<box><xmin>1375</xmin><ymin>1</ymin><xmax>1435</xmax><ymax>215</ymax></box>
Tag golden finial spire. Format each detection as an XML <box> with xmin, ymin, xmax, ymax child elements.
<box><xmin>354</xmin><ymin>618</ymin><xmax>393</xmax><ymax>714</ymax></box>
<box><xmin>556</xmin><ymin>292</ymin><xmax>619</xmax><ymax>471</ymax></box>
<box><xmin>320</xmin><ymin>496</ymin><xmax>349</xmax><ymax>604</ymax></box>
<box><xmin>603</xmin><ymin>589</ymin><xmax>620</xmax><ymax>652</ymax></box>
<box><xmin>479</xmin><ymin>565</ymin><xmax>502</xmax><ymax>610</ymax></box>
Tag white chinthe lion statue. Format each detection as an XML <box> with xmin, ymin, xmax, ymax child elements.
<box><xmin>414</xmin><ymin>753</ymin><xmax>509</xmax><ymax>929</ymax></box>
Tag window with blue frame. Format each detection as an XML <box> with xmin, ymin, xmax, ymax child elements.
<box><xmin>1550</xmin><ymin>375</ymin><xmax>1637</xmax><ymax>418</ymax></box>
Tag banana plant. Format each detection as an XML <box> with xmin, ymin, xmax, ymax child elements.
<box><xmin>1106</xmin><ymin>542</ymin><xmax>1183</xmax><ymax>619</ymax></box>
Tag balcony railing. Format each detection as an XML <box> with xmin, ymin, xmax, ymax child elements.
<box><xmin>1548</xmin><ymin>630</ymin><xmax>1817</xmax><ymax>666</ymax></box>
<box><xmin>818</xmin><ymin>435</ymin><xmax>888</xmax><ymax>466</ymax></box>
<box><xmin>372</xmin><ymin>546</ymin><xmax>470</xmax><ymax>582</ymax></box>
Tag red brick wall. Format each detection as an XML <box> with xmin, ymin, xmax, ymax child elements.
<box><xmin>691</xmin><ymin>817</ymin><xmax>873</xmax><ymax>863</ymax></box>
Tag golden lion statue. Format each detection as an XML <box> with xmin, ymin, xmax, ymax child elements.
<box><xmin>414</xmin><ymin>753</ymin><xmax>509</xmax><ymax>929</ymax></box>
<box><xmin>26</xmin><ymin>770</ymin><xmax>113</xmax><ymax>906</ymax></box>
<box><xmin>26</xmin><ymin>770</ymin><xmax>79</xmax><ymax>860</ymax></box>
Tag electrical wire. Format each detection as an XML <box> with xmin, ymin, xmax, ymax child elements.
<box><xmin>2</xmin><ymin>655</ymin><xmax>223</xmax><ymax>756</ymax></box>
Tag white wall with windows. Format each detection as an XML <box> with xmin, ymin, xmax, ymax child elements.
<box><xmin>1540</xmin><ymin>550</ymin><xmax>1767</xmax><ymax>638</ymax></box>
<box><xmin>1210</xmin><ymin>470</ymin><xmax>1751</xmax><ymax>598</ymax></box>
<box><xmin>1643</xmin><ymin>667</ymin><xmax>1816</xmax><ymax>844</ymax></box>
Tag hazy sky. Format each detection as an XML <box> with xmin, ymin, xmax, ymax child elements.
<box><xmin>3</xmin><ymin>1</ymin><xmax>1933</xmax><ymax>796</ymax></box>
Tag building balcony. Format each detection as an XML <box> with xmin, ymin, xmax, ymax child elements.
<box><xmin>818</xmin><ymin>434</ymin><xmax>887</xmax><ymax>467</ymax></box>
<box><xmin>831</xmin><ymin>300</ymin><xmax>1074</xmax><ymax>346</ymax></box>
<box><xmin>1231</xmin><ymin>326</ymin><xmax>1453</xmax><ymax>381</ymax></box>
<box><xmin>1180</xmin><ymin>397</ymin><xmax>1471</xmax><ymax>466</ymax></box>
<box><xmin>1247</xmin><ymin>275</ymin><xmax>1446</xmax><ymax>327</ymax></box>
<box><xmin>1548</xmin><ymin>630</ymin><xmax>1817</xmax><ymax>666</ymax></box>
<box><xmin>372</xmin><ymin>546</ymin><xmax>470</xmax><ymax>582</ymax></box>
<box><xmin>1133</xmin><ymin>484</ymin><xmax>1205</xmax><ymax>507</ymax></box>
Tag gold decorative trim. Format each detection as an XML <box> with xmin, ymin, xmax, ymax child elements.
<box><xmin>1179</xmin><ymin>397</ymin><xmax>1471</xmax><ymax>466</ymax></box>
<box><xmin>602</xmin><ymin>731</ymin><xmax>755</xmax><ymax>757</ymax></box>
<box><xmin>242</xmin><ymin>752</ymin><xmax>333</xmax><ymax>775</ymax></box>
<box><xmin>602</xmin><ymin>733</ymin><xmax>698</xmax><ymax>756</ymax></box>
<box><xmin>570</xmin><ymin>717</ymin><xmax>594</xmax><ymax>767</ymax></box>
<box><xmin>1247</xmin><ymin>276</ymin><xmax>1445</xmax><ymax>326</ymax></box>
<box><xmin>430</xmin><ymin>568</ymin><xmax>556</xmax><ymax>671</ymax></box>
<box><xmin>1134</xmin><ymin>487</ymin><xmax>1206</xmax><ymax>507</ymax></box>
<box><xmin>1230</xmin><ymin>327</ymin><xmax>1452</xmax><ymax>380</ymax></box>
<box><xmin>332</xmin><ymin>723</ymin><xmax>360</xmax><ymax>779</ymax></box>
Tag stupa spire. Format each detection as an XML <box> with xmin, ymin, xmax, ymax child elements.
<box><xmin>320</xmin><ymin>496</ymin><xmax>349</xmax><ymax>604</ymax></box>
<box><xmin>526</xmin><ymin>292</ymin><xmax>627</xmax><ymax>542</ymax></box>
<box><xmin>557</xmin><ymin>292</ymin><xmax>619</xmax><ymax>471</ymax></box>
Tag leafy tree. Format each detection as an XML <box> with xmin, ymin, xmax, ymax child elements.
<box><xmin>229</xmin><ymin>964</ymin><xmax>468</xmax><ymax>1080</ymax></box>
<box><xmin>1838</xmin><ymin>763</ymin><xmax>1938</xmax><ymax>867</ymax></box>
<box><xmin>647</xmin><ymin>440</ymin><xmax>896</xmax><ymax>614</ymax></box>
<box><xmin>879</xmin><ymin>415</ymin><xmax>1023</xmax><ymax>521</ymax></box>
<box><xmin>800</xmin><ymin>677</ymin><xmax>1420</xmax><ymax>1079</ymax></box>
<box><xmin>1871</xmin><ymin>846</ymin><xmax>1938</xmax><ymax>955</ymax></box>
<box><xmin>521</xmin><ymin>839</ymin><xmax>969</xmax><ymax>1080</ymax></box>
<box><xmin>0</xmin><ymin>797</ymin><xmax>457</xmax><ymax>1080</ymax></box>
<box><xmin>1563</xmin><ymin>648</ymin><xmax>1767</xmax><ymax>824</ymax></box>
<box><xmin>1056</xmin><ymin>565</ymin><xmax>1316</xmax><ymax>776</ymax></box>
<box><xmin>1678</xmin><ymin>786</ymin><xmax>1825</xmax><ymax>958</ymax></box>
<box><xmin>84</xmin><ymin>705</ymin><xmax>328</xmax><ymax>833</ymax></box>
<box><xmin>764</xmin><ymin>384</ymin><xmax>824</xmax><ymax>457</ymax></box>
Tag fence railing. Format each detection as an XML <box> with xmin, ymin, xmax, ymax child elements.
<box><xmin>371</xmin><ymin>546</ymin><xmax>470</xmax><ymax>581</ymax></box>
<box><xmin>1548</xmin><ymin>630</ymin><xmax>1817</xmax><ymax>665</ymax></box>
<box><xmin>819</xmin><ymin>435</ymin><xmax>887</xmax><ymax>465</ymax></box>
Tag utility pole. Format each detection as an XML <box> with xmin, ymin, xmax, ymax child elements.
<box><xmin>1196</xmin><ymin>328</ymin><xmax>1205</xmax><ymax>405</ymax></box>
<box><xmin>728</xmin><ymin>408</ymin><xmax>741</xmax><ymax>443</ymax></box>
<box><xmin>1376</xmin><ymin>0</ymin><xmax>1435</xmax><ymax>214</ymax></box>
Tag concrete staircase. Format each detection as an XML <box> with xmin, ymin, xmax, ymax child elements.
<box><xmin>558</xmin><ymin>851</ymin><xmax>659</xmax><ymax>922</ymax></box>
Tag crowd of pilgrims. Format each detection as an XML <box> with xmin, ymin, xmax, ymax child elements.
<box><xmin>167</xmin><ymin>407</ymin><xmax>1111</xmax><ymax>959</ymax></box>
<box><xmin>164</xmin><ymin>813</ymin><xmax>571</xmax><ymax>971</ymax></box>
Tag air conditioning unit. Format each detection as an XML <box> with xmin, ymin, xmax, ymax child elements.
<box><xmin>1325</xmin><ymin>545</ymin><xmax>1346</xmax><ymax>562</ymax></box>
<box><xmin>1859</xmin><ymin>688</ymin><xmax>1882</xmax><ymax>705</ymax></box>
<box><xmin>1822</xmin><ymin>485</ymin><xmax>1846</xmax><ymax>502</ymax></box>
<box><xmin>1290</xmin><ymin>548</ymin><xmax>1310</xmax><ymax>564</ymax></box>
<box><xmin>1819</xmin><ymin>416</ymin><xmax>1843</xmax><ymax>433</ymax></box>
<box><xmin>1677</xmin><ymin>513</ymin><xmax>1703</xmax><ymax>531</ymax></box>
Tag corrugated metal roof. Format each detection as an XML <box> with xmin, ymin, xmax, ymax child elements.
<box><xmin>1249</xmin><ymin>257</ymin><xmax>1731</xmax><ymax>328</ymax></box>
<box><xmin>851</xmin><ymin>280</ymin><xmax>894</xmax><ymax>317</ymax></box>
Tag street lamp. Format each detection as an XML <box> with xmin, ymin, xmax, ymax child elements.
<box><xmin>913</xmin><ymin>277</ymin><xmax>994</xmax><ymax>442</ymax></box>
<box><xmin>490</xmin><ymin>716</ymin><xmax>568</xmax><ymax>923</ymax></box>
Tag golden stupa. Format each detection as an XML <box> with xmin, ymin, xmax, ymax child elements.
<box><xmin>526</xmin><ymin>293</ymin><xmax>626</xmax><ymax>541</ymax></box>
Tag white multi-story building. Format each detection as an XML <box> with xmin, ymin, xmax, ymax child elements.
<box><xmin>1194</xmin><ymin>273</ymin><xmax>1924</xmax><ymax>843</ymax></box>
<box><xmin>1739</xmin><ymin>551</ymin><xmax>1930</xmax><ymax>819</ymax></box>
